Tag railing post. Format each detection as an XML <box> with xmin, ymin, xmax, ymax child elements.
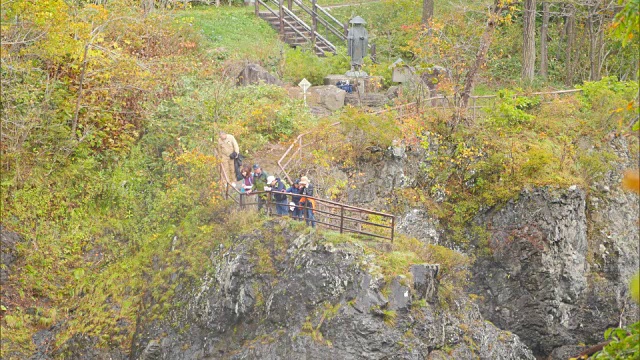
<box><xmin>371</xmin><ymin>43</ymin><xmax>376</xmax><ymax>63</ymax></box>
<box><xmin>343</xmin><ymin>22</ymin><xmax>348</xmax><ymax>38</ymax></box>
<box><xmin>472</xmin><ymin>97</ymin><xmax>477</xmax><ymax>121</ymax></box>
<box><xmin>311</xmin><ymin>0</ymin><xmax>317</xmax><ymax>49</ymax></box>
<box><xmin>255</xmin><ymin>0</ymin><xmax>259</xmax><ymax>17</ymax></box>
<box><xmin>390</xmin><ymin>216</ymin><xmax>395</xmax><ymax>243</ymax></box>
<box><xmin>287</xmin><ymin>0</ymin><xmax>292</xmax><ymax>10</ymax></box>
<box><xmin>279</xmin><ymin>0</ymin><xmax>284</xmax><ymax>36</ymax></box>
<box><xmin>267</xmin><ymin>191</ymin><xmax>273</xmax><ymax>216</ymax></box>
<box><xmin>339</xmin><ymin>206</ymin><xmax>344</xmax><ymax>234</ymax></box>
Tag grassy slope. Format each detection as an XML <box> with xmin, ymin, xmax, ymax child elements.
<box><xmin>180</xmin><ymin>6</ymin><xmax>281</xmax><ymax>61</ymax></box>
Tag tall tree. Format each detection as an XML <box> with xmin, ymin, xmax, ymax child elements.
<box><xmin>522</xmin><ymin>0</ymin><xmax>537</xmax><ymax>81</ymax></box>
<box><xmin>587</xmin><ymin>0</ymin><xmax>606</xmax><ymax>81</ymax></box>
<box><xmin>460</xmin><ymin>0</ymin><xmax>511</xmax><ymax>108</ymax></box>
<box><xmin>540</xmin><ymin>2</ymin><xmax>550</xmax><ymax>78</ymax></box>
<box><xmin>564</xmin><ymin>2</ymin><xmax>576</xmax><ymax>85</ymax></box>
<box><xmin>422</xmin><ymin>0</ymin><xmax>434</xmax><ymax>25</ymax></box>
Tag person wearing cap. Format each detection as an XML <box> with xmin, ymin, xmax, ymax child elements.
<box><xmin>252</xmin><ymin>164</ymin><xmax>269</xmax><ymax>211</ymax></box>
<box><xmin>286</xmin><ymin>179</ymin><xmax>302</xmax><ymax>220</ymax></box>
<box><xmin>217</xmin><ymin>131</ymin><xmax>239</xmax><ymax>185</ymax></box>
<box><xmin>267</xmin><ymin>176</ymin><xmax>288</xmax><ymax>216</ymax></box>
<box><xmin>298</xmin><ymin>176</ymin><xmax>316</xmax><ymax>228</ymax></box>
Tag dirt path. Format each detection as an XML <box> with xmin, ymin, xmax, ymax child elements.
<box><xmin>244</xmin><ymin>141</ymin><xmax>288</xmax><ymax>178</ymax></box>
<box><xmin>322</xmin><ymin>0</ymin><xmax>381</xmax><ymax>10</ymax></box>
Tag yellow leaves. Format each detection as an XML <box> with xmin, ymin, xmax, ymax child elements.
<box><xmin>622</xmin><ymin>169</ymin><xmax>640</xmax><ymax>194</ymax></box>
<box><xmin>631</xmin><ymin>273</ymin><xmax>640</xmax><ymax>304</ymax></box>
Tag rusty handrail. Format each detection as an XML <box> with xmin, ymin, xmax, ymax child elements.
<box><xmin>219</xmin><ymin>162</ymin><xmax>395</xmax><ymax>241</ymax></box>
<box><xmin>258</xmin><ymin>190</ymin><xmax>395</xmax><ymax>242</ymax></box>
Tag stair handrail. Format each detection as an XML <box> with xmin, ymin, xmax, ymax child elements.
<box><xmin>291</xmin><ymin>0</ymin><xmax>346</xmax><ymax>42</ymax></box>
<box><xmin>257</xmin><ymin>0</ymin><xmax>314</xmax><ymax>44</ymax></box>
<box><xmin>314</xmin><ymin>2</ymin><xmax>346</xmax><ymax>38</ymax></box>
<box><xmin>268</xmin><ymin>0</ymin><xmax>337</xmax><ymax>53</ymax></box>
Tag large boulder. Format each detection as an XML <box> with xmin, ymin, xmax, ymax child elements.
<box><xmin>306</xmin><ymin>85</ymin><xmax>346</xmax><ymax>112</ymax></box>
<box><xmin>236</xmin><ymin>63</ymin><xmax>282</xmax><ymax>86</ymax></box>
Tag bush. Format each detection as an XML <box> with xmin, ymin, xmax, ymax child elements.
<box><xmin>283</xmin><ymin>47</ymin><xmax>350</xmax><ymax>85</ymax></box>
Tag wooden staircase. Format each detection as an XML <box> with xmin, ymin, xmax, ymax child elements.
<box><xmin>255</xmin><ymin>0</ymin><xmax>346</xmax><ymax>57</ymax></box>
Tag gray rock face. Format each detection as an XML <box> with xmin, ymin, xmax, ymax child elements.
<box><xmin>471</xmin><ymin>185</ymin><xmax>639</xmax><ymax>357</ymax></box>
<box><xmin>128</xmin><ymin>223</ymin><xmax>534</xmax><ymax>360</ymax></box>
<box><xmin>236</xmin><ymin>63</ymin><xmax>282</xmax><ymax>86</ymax></box>
<box><xmin>346</xmin><ymin>146</ymin><xmax>423</xmax><ymax>207</ymax></box>
<box><xmin>411</xmin><ymin>264</ymin><xmax>439</xmax><ymax>301</ymax></box>
<box><xmin>1</xmin><ymin>226</ymin><xmax>23</xmax><ymax>284</ymax></box>
<box><xmin>397</xmin><ymin>209</ymin><xmax>441</xmax><ymax>245</ymax></box>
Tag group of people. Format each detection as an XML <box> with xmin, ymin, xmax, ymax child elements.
<box><xmin>218</xmin><ymin>131</ymin><xmax>316</xmax><ymax>228</ymax></box>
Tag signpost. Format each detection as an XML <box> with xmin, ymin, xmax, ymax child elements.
<box><xmin>298</xmin><ymin>78</ymin><xmax>311</xmax><ymax>106</ymax></box>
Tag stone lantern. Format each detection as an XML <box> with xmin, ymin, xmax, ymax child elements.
<box><xmin>347</xmin><ymin>16</ymin><xmax>368</xmax><ymax>74</ymax></box>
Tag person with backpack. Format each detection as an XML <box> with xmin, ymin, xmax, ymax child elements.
<box><xmin>217</xmin><ymin>131</ymin><xmax>239</xmax><ymax>186</ymax></box>
<box><xmin>267</xmin><ymin>176</ymin><xmax>288</xmax><ymax>216</ymax></box>
<box><xmin>298</xmin><ymin>176</ymin><xmax>316</xmax><ymax>228</ymax></box>
<box><xmin>286</xmin><ymin>179</ymin><xmax>302</xmax><ymax>220</ymax></box>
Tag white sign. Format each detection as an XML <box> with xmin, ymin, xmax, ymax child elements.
<box><xmin>298</xmin><ymin>78</ymin><xmax>311</xmax><ymax>106</ymax></box>
<box><xmin>298</xmin><ymin>78</ymin><xmax>311</xmax><ymax>92</ymax></box>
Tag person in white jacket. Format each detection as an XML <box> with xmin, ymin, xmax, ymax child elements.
<box><xmin>217</xmin><ymin>131</ymin><xmax>239</xmax><ymax>185</ymax></box>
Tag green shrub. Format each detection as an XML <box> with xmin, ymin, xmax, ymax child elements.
<box><xmin>283</xmin><ymin>47</ymin><xmax>350</xmax><ymax>85</ymax></box>
<box><xmin>487</xmin><ymin>90</ymin><xmax>539</xmax><ymax>128</ymax></box>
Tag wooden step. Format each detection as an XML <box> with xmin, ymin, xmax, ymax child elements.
<box><xmin>257</xmin><ymin>10</ymin><xmax>336</xmax><ymax>56</ymax></box>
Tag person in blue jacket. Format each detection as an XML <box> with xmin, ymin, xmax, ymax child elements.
<box><xmin>267</xmin><ymin>176</ymin><xmax>288</xmax><ymax>216</ymax></box>
<box><xmin>286</xmin><ymin>179</ymin><xmax>302</xmax><ymax>220</ymax></box>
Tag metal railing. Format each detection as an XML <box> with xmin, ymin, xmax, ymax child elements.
<box><xmin>276</xmin><ymin>121</ymin><xmax>340</xmax><ymax>185</ymax></box>
<box><xmin>221</xmin><ymin>163</ymin><xmax>395</xmax><ymax>242</ymax></box>
<box><xmin>372</xmin><ymin>89</ymin><xmax>584</xmax><ymax>122</ymax></box>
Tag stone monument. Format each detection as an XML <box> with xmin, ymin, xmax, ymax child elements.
<box><xmin>346</xmin><ymin>16</ymin><xmax>368</xmax><ymax>77</ymax></box>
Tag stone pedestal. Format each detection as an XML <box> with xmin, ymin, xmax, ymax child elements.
<box><xmin>344</xmin><ymin>93</ymin><xmax>387</xmax><ymax>108</ymax></box>
<box><xmin>323</xmin><ymin>75</ymin><xmax>384</xmax><ymax>94</ymax></box>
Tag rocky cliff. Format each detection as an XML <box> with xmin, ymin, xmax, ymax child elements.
<box><xmin>470</xmin><ymin>184</ymin><xmax>638</xmax><ymax>358</ymax></box>
<box><xmin>348</xmin><ymin>136</ymin><xmax>640</xmax><ymax>358</ymax></box>
<box><xmin>127</xmin><ymin>221</ymin><xmax>534</xmax><ymax>359</ymax></box>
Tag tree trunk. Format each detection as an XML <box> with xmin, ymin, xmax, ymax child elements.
<box><xmin>522</xmin><ymin>0</ymin><xmax>536</xmax><ymax>81</ymax></box>
<box><xmin>588</xmin><ymin>2</ymin><xmax>605</xmax><ymax>81</ymax></box>
<box><xmin>422</xmin><ymin>0</ymin><xmax>434</xmax><ymax>25</ymax></box>
<box><xmin>540</xmin><ymin>2</ymin><xmax>549</xmax><ymax>78</ymax></box>
<box><xmin>564</xmin><ymin>3</ymin><xmax>576</xmax><ymax>86</ymax></box>
<box><xmin>460</xmin><ymin>0</ymin><xmax>503</xmax><ymax>108</ymax></box>
<box><xmin>142</xmin><ymin>0</ymin><xmax>154</xmax><ymax>14</ymax></box>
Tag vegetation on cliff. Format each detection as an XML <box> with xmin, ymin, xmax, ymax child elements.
<box><xmin>1</xmin><ymin>0</ymin><xmax>638</xmax><ymax>358</ymax></box>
